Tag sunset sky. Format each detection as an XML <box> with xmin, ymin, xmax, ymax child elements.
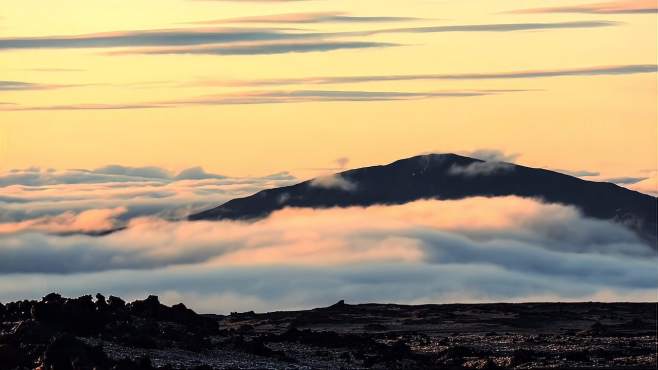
<box><xmin>1</xmin><ymin>0</ymin><xmax>656</xmax><ymax>181</ymax></box>
<box><xmin>0</xmin><ymin>1</ymin><xmax>656</xmax><ymax>310</ymax></box>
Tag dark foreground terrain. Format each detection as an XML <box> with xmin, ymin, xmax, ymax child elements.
<box><xmin>0</xmin><ymin>295</ymin><xmax>655</xmax><ymax>370</ymax></box>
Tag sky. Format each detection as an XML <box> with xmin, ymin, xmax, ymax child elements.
<box><xmin>0</xmin><ymin>0</ymin><xmax>656</xmax><ymax>311</ymax></box>
<box><xmin>0</xmin><ymin>0</ymin><xmax>656</xmax><ymax>181</ymax></box>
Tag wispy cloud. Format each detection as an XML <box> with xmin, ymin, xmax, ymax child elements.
<box><xmin>170</xmin><ymin>89</ymin><xmax>510</xmax><ymax>104</ymax></box>
<box><xmin>366</xmin><ymin>21</ymin><xmax>617</xmax><ymax>35</ymax></box>
<box><xmin>628</xmin><ymin>173</ymin><xmax>657</xmax><ymax>196</ymax></box>
<box><xmin>604</xmin><ymin>176</ymin><xmax>649</xmax><ymax>184</ymax></box>
<box><xmin>110</xmin><ymin>40</ymin><xmax>398</xmax><ymax>56</ymax></box>
<box><xmin>0</xmin><ymin>27</ymin><xmax>314</xmax><ymax>50</ymax></box>
<box><xmin>1</xmin><ymin>89</ymin><xmax>526</xmax><ymax>111</ymax></box>
<box><xmin>191</xmin><ymin>65</ymin><xmax>656</xmax><ymax>87</ymax></box>
<box><xmin>554</xmin><ymin>169</ymin><xmax>601</xmax><ymax>177</ymax></box>
<box><xmin>0</xmin><ymin>21</ymin><xmax>617</xmax><ymax>53</ymax></box>
<box><xmin>460</xmin><ymin>149</ymin><xmax>519</xmax><ymax>163</ymax></box>
<box><xmin>0</xmin><ymin>80</ymin><xmax>80</xmax><ymax>91</ymax></box>
<box><xmin>192</xmin><ymin>12</ymin><xmax>422</xmax><ymax>24</ymax></box>
<box><xmin>510</xmin><ymin>0</ymin><xmax>657</xmax><ymax>14</ymax></box>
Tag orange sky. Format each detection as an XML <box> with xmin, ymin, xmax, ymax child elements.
<box><xmin>0</xmin><ymin>0</ymin><xmax>656</xmax><ymax>180</ymax></box>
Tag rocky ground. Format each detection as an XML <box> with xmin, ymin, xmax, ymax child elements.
<box><xmin>0</xmin><ymin>294</ymin><xmax>655</xmax><ymax>370</ymax></box>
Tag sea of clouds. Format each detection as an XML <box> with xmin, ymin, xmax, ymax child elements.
<box><xmin>0</xmin><ymin>165</ymin><xmax>656</xmax><ymax>313</ymax></box>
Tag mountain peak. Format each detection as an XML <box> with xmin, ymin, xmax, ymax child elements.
<box><xmin>189</xmin><ymin>155</ymin><xmax>656</xmax><ymax>247</ymax></box>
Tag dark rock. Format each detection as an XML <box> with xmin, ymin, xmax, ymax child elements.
<box><xmin>0</xmin><ymin>343</ymin><xmax>19</xmax><ymax>369</ymax></box>
<box><xmin>42</xmin><ymin>334</ymin><xmax>109</xmax><ymax>370</ymax></box>
<box><xmin>108</xmin><ymin>296</ymin><xmax>126</xmax><ymax>310</ymax></box>
<box><xmin>511</xmin><ymin>348</ymin><xmax>536</xmax><ymax>366</ymax></box>
<box><xmin>96</xmin><ymin>293</ymin><xmax>108</xmax><ymax>309</ymax></box>
<box><xmin>565</xmin><ymin>350</ymin><xmax>589</xmax><ymax>362</ymax></box>
<box><xmin>578</xmin><ymin>321</ymin><xmax>609</xmax><ymax>336</ymax></box>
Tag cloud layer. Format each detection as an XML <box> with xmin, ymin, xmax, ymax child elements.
<box><xmin>0</xmin><ymin>196</ymin><xmax>654</xmax><ymax>312</ymax></box>
<box><xmin>0</xmin><ymin>165</ymin><xmax>296</xmax><ymax>233</ymax></box>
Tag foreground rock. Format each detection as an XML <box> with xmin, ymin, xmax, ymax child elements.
<box><xmin>0</xmin><ymin>295</ymin><xmax>655</xmax><ymax>369</ymax></box>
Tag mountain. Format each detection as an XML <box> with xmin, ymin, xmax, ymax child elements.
<box><xmin>189</xmin><ymin>153</ymin><xmax>657</xmax><ymax>246</ymax></box>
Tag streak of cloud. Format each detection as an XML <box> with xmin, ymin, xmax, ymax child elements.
<box><xmin>365</xmin><ymin>21</ymin><xmax>617</xmax><ymax>35</ymax></box>
<box><xmin>510</xmin><ymin>0</ymin><xmax>657</xmax><ymax>14</ymax></box>
<box><xmin>555</xmin><ymin>169</ymin><xmax>601</xmax><ymax>177</ymax></box>
<box><xmin>110</xmin><ymin>40</ymin><xmax>398</xmax><ymax>56</ymax></box>
<box><xmin>0</xmin><ymin>21</ymin><xmax>617</xmax><ymax>52</ymax></box>
<box><xmin>604</xmin><ymin>176</ymin><xmax>649</xmax><ymax>184</ymax></box>
<box><xmin>0</xmin><ymin>81</ymin><xmax>81</xmax><ymax>91</ymax></box>
<box><xmin>1</xmin><ymin>89</ymin><xmax>526</xmax><ymax>111</ymax></box>
<box><xmin>192</xmin><ymin>12</ymin><xmax>422</xmax><ymax>24</ymax></box>
<box><xmin>0</xmin><ymin>27</ymin><xmax>314</xmax><ymax>50</ymax></box>
<box><xmin>193</xmin><ymin>65</ymin><xmax>657</xmax><ymax>87</ymax></box>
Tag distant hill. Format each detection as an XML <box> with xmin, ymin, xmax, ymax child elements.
<box><xmin>189</xmin><ymin>154</ymin><xmax>657</xmax><ymax>247</ymax></box>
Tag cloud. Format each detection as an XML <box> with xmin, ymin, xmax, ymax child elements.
<box><xmin>0</xmin><ymin>81</ymin><xmax>79</xmax><ymax>91</ymax></box>
<box><xmin>2</xmin><ymin>89</ymin><xmax>523</xmax><ymax>111</ymax></box>
<box><xmin>0</xmin><ymin>197</ymin><xmax>654</xmax><ymax>312</ymax></box>
<box><xmin>0</xmin><ymin>207</ymin><xmax>126</xmax><ymax>235</ymax></box>
<box><xmin>448</xmin><ymin>150</ymin><xmax>517</xmax><ymax>176</ymax></box>
<box><xmin>93</xmin><ymin>165</ymin><xmax>172</xmax><ymax>180</ymax></box>
<box><xmin>460</xmin><ymin>149</ymin><xmax>519</xmax><ymax>163</ymax></box>
<box><xmin>0</xmin><ymin>165</ymin><xmax>298</xmax><ymax>231</ymax></box>
<box><xmin>0</xmin><ymin>27</ymin><xmax>315</xmax><ymax>50</ymax></box>
<box><xmin>175</xmin><ymin>167</ymin><xmax>227</xmax><ymax>180</ymax></box>
<box><xmin>0</xmin><ymin>21</ymin><xmax>616</xmax><ymax>53</ymax></box>
<box><xmin>555</xmin><ymin>169</ymin><xmax>601</xmax><ymax>177</ymax></box>
<box><xmin>169</xmin><ymin>89</ymin><xmax>508</xmax><ymax>104</ymax></box>
<box><xmin>310</xmin><ymin>174</ymin><xmax>358</xmax><ymax>191</ymax></box>
<box><xmin>604</xmin><ymin>176</ymin><xmax>649</xmax><ymax>184</ymax></box>
<box><xmin>628</xmin><ymin>174</ymin><xmax>657</xmax><ymax>196</ymax></box>
<box><xmin>334</xmin><ymin>157</ymin><xmax>350</xmax><ymax>169</ymax></box>
<box><xmin>193</xmin><ymin>64</ymin><xmax>657</xmax><ymax>87</ymax></box>
<box><xmin>366</xmin><ymin>21</ymin><xmax>617</xmax><ymax>35</ymax></box>
<box><xmin>0</xmin><ymin>165</ymin><xmax>217</xmax><ymax>186</ymax></box>
<box><xmin>193</xmin><ymin>12</ymin><xmax>422</xmax><ymax>24</ymax></box>
<box><xmin>449</xmin><ymin>162</ymin><xmax>514</xmax><ymax>177</ymax></box>
<box><xmin>510</xmin><ymin>0</ymin><xmax>657</xmax><ymax>14</ymax></box>
<box><xmin>111</xmin><ymin>40</ymin><xmax>398</xmax><ymax>56</ymax></box>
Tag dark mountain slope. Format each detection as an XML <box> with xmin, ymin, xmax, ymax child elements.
<box><xmin>189</xmin><ymin>154</ymin><xmax>657</xmax><ymax>246</ymax></box>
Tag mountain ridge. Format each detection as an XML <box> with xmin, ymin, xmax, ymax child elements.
<box><xmin>189</xmin><ymin>153</ymin><xmax>657</xmax><ymax>247</ymax></box>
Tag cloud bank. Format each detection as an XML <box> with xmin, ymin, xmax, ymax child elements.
<box><xmin>0</xmin><ymin>165</ymin><xmax>297</xmax><ymax>232</ymax></box>
<box><xmin>0</xmin><ymin>196</ymin><xmax>655</xmax><ymax>312</ymax></box>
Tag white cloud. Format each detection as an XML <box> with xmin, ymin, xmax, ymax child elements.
<box><xmin>310</xmin><ymin>174</ymin><xmax>358</xmax><ymax>191</ymax></box>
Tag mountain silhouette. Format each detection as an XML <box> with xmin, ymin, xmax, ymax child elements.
<box><xmin>189</xmin><ymin>154</ymin><xmax>657</xmax><ymax>247</ymax></box>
